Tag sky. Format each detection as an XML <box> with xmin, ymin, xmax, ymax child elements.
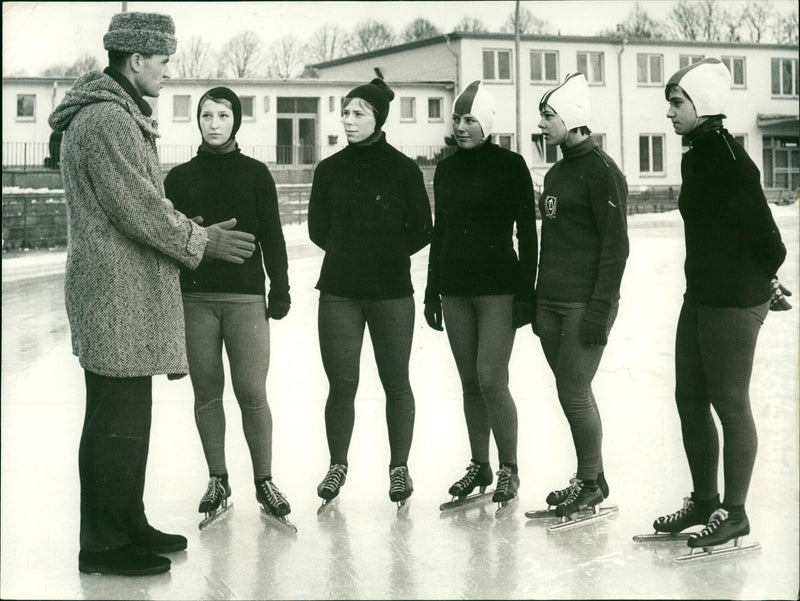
<box><xmin>3</xmin><ymin>0</ymin><xmax>792</xmax><ymax>77</ymax></box>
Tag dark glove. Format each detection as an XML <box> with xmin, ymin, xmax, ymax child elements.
<box><xmin>580</xmin><ymin>319</ymin><xmax>608</xmax><ymax>347</ymax></box>
<box><xmin>268</xmin><ymin>300</ymin><xmax>290</xmax><ymax>320</ymax></box>
<box><xmin>424</xmin><ymin>299</ymin><xmax>443</xmax><ymax>331</ymax></box>
<box><xmin>770</xmin><ymin>277</ymin><xmax>792</xmax><ymax>311</ymax></box>
<box><xmin>167</xmin><ymin>373</ymin><xmax>187</xmax><ymax>381</ymax></box>
<box><xmin>512</xmin><ymin>298</ymin><xmax>535</xmax><ymax>329</ymax></box>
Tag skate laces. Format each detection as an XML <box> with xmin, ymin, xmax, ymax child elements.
<box><xmin>495</xmin><ymin>466</ymin><xmax>513</xmax><ymax>494</ymax></box>
<box><xmin>389</xmin><ymin>466</ymin><xmax>409</xmax><ymax>495</ymax></box>
<box><xmin>453</xmin><ymin>462</ymin><xmax>481</xmax><ymax>492</ymax></box>
<box><xmin>201</xmin><ymin>476</ymin><xmax>224</xmax><ymax>504</ymax></box>
<box><xmin>657</xmin><ymin>496</ymin><xmax>694</xmax><ymax>524</ymax></box>
<box><xmin>560</xmin><ymin>480</ymin><xmax>583</xmax><ymax>506</ymax></box>
<box><xmin>259</xmin><ymin>479</ymin><xmax>288</xmax><ymax>508</ymax></box>
<box><xmin>692</xmin><ymin>508</ymin><xmax>729</xmax><ymax>538</ymax></box>
<box><xmin>321</xmin><ymin>464</ymin><xmax>347</xmax><ymax>492</ymax></box>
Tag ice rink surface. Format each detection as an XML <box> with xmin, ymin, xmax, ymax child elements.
<box><xmin>2</xmin><ymin>206</ymin><xmax>798</xmax><ymax>600</ymax></box>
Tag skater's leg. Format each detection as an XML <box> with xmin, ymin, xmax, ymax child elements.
<box><xmin>223</xmin><ymin>300</ymin><xmax>273</xmax><ymax>480</ymax></box>
<box><xmin>442</xmin><ymin>295</ymin><xmax>491</xmax><ymax>463</ymax></box>
<box><xmin>318</xmin><ymin>293</ymin><xmax>366</xmax><ymax>465</ymax></box>
<box><xmin>184</xmin><ymin>299</ymin><xmax>228</xmax><ymax>477</ymax></box>
<box><xmin>366</xmin><ymin>296</ymin><xmax>416</xmax><ymax>467</ymax></box>
<box><xmin>674</xmin><ymin>300</ymin><xmax>719</xmax><ymax>500</ymax></box>
<box><xmin>473</xmin><ymin>295</ymin><xmax>517</xmax><ymax>465</ymax></box>
<box><xmin>697</xmin><ymin>302</ymin><xmax>768</xmax><ymax>507</ymax></box>
<box><xmin>80</xmin><ymin>371</ymin><xmax>152</xmax><ymax>551</ymax></box>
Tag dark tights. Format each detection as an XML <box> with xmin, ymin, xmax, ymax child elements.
<box><xmin>318</xmin><ymin>293</ymin><xmax>416</xmax><ymax>466</ymax></box>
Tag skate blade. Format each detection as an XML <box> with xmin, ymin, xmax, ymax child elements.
<box><xmin>547</xmin><ymin>506</ymin><xmax>614</xmax><ymax>532</ymax></box>
<box><xmin>198</xmin><ymin>501</ymin><xmax>233</xmax><ymax>530</ymax></box>
<box><xmin>260</xmin><ymin>506</ymin><xmax>298</xmax><ymax>533</ymax></box>
<box><xmin>633</xmin><ymin>531</ymin><xmax>692</xmax><ymax>543</ymax></box>
<box><xmin>527</xmin><ymin>504</ymin><xmax>617</xmax><ymax>521</ymax></box>
<box><xmin>396</xmin><ymin>497</ymin><xmax>411</xmax><ymax>518</ymax></box>
<box><xmin>495</xmin><ymin>495</ymin><xmax>519</xmax><ymax>519</ymax></box>
<box><xmin>316</xmin><ymin>497</ymin><xmax>338</xmax><ymax>515</ymax></box>
<box><xmin>674</xmin><ymin>538</ymin><xmax>760</xmax><ymax>563</ymax></box>
<box><xmin>439</xmin><ymin>490</ymin><xmax>495</xmax><ymax>512</ymax></box>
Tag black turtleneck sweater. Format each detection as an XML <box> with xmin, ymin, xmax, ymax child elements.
<box><xmin>308</xmin><ymin>133</ymin><xmax>432</xmax><ymax>299</ymax></box>
<box><xmin>537</xmin><ymin>136</ymin><xmax>629</xmax><ymax>324</ymax></box>
<box><xmin>164</xmin><ymin>148</ymin><xmax>290</xmax><ymax>302</ymax></box>
<box><xmin>425</xmin><ymin>141</ymin><xmax>537</xmax><ymax>303</ymax></box>
<box><xmin>679</xmin><ymin>119</ymin><xmax>785</xmax><ymax>307</ymax></box>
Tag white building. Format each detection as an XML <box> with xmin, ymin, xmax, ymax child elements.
<box><xmin>3</xmin><ymin>32</ymin><xmax>798</xmax><ymax>191</ymax></box>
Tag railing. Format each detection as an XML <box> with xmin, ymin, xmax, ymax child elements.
<box><xmin>2</xmin><ymin>191</ymin><xmax>68</xmax><ymax>249</ymax></box>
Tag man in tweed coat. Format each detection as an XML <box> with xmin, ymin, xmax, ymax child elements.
<box><xmin>49</xmin><ymin>12</ymin><xmax>255</xmax><ymax>576</ymax></box>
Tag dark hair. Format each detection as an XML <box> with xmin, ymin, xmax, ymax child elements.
<box><xmin>107</xmin><ymin>50</ymin><xmax>152</xmax><ymax>69</ymax></box>
<box><xmin>665</xmin><ymin>83</ymin><xmax>693</xmax><ymax>105</ymax></box>
<box><xmin>571</xmin><ymin>125</ymin><xmax>592</xmax><ymax>135</ymax></box>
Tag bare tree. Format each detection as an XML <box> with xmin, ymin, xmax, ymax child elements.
<box><xmin>351</xmin><ymin>19</ymin><xmax>395</xmax><ymax>53</ymax></box>
<box><xmin>41</xmin><ymin>64</ymin><xmax>70</xmax><ymax>77</ymax></box>
<box><xmin>306</xmin><ymin>24</ymin><xmax>350</xmax><ymax>63</ymax></box>
<box><xmin>400</xmin><ymin>17</ymin><xmax>441</xmax><ymax>42</ymax></box>
<box><xmin>601</xmin><ymin>1</ymin><xmax>665</xmax><ymax>39</ymax></box>
<box><xmin>666</xmin><ymin>0</ymin><xmax>703</xmax><ymax>40</ymax></box>
<box><xmin>453</xmin><ymin>16</ymin><xmax>488</xmax><ymax>33</ymax></box>
<box><xmin>65</xmin><ymin>54</ymin><xmax>101</xmax><ymax>76</ymax></box>
<box><xmin>264</xmin><ymin>35</ymin><xmax>306</xmax><ymax>79</ymax></box>
<box><xmin>500</xmin><ymin>6</ymin><xmax>550</xmax><ymax>34</ymax></box>
<box><xmin>773</xmin><ymin>4</ymin><xmax>798</xmax><ymax>45</ymax></box>
<box><xmin>173</xmin><ymin>36</ymin><xmax>215</xmax><ymax>78</ymax></box>
<box><xmin>219</xmin><ymin>31</ymin><xmax>263</xmax><ymax>78</ymax></box>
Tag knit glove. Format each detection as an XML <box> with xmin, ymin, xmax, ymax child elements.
<box><xmin>512</xmin><ymin>298</ymin><xmax>535</xmax><ymax>329</ymax></box>
<box><xmin>268</xmin><ymin>300</ymin><xmax>290</xmax><ymax>320</ymax></box>
<box><xmin>580</xmin><ymin>300</ymin><xmax>610</xmax><ymax>347</ymax></box>
<box><xmin>424</xmin><ymin>298</ymin><xmax>444</xmax><ymax>331</ymax></box>
<box><xmin>770</xmin><ymin>277</ymin><xmax>792</xmax><ymax>311</ymax></box>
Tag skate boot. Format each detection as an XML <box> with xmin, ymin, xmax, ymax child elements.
<box><xmin>449</xmin><ymin>460</ymin><xmax>493</xmax><ymax>497</ymax></box>
<box><xmin>545</xmin><ymin>472</ymin><xmax>609</xmax><ymax>507</ymax></box>
<box><xmin>653</xmin><ymin>493</ymin><xmax>719</xmax><ymax>534</ymax></box>
<box><xmin>675</xmin><ymin>507</ymin><xmax>760</xmax><ymax>562</ymax></box>
<box><xmin>555</xmin><ymin>481</ymin><xmax>603</xmax><ymax>517</ymax></box>
<box><xmin>257</xmin><ymin>477</ymin><xmax>297</xmax><ymax>532</ymax></box>
<box><xmin>198</xmin><ymin>475</ymin><xmax>232</xmax><ymax>529</ymax></box>
<box><xmin>389</xmin><ymin>465</ymin><xmax>413</xmax><ymax>514</ymax></box>
<box><xmin>317</xmin><ymin>463</ymin><xmax>347</xmax><ymax>514</ymax></box>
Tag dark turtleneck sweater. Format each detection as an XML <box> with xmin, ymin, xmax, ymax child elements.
<box><xmin>308</xmin><ymin>132</ymin><xmax>432</xmax><ymax>299</ymax></box>
<box><xmin>103</xmin><ymin>67</ymin><xmax>153</xmax><ymax>117</ymax></box>
<box><xmin>164</xmin><ymin>147</ymin><xmax>289</xmax><ymax>302</ymax></box>
<box><xmin>537</xmin><ymin>136</ymin><xmax>629</xmax><ymax>325</ymax></box>
<box><xmin>679</xmin><ymin>119</ymin><xmax>785</xmax><ymax>307</ymax></box>
<box><xmin>425</xmin><ymin>140</ymin><xmax>537</xmax><ymax>303</ymax></box>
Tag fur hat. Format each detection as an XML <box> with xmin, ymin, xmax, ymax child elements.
<box><xmin>103</xmin><ymin>12</ymin><xmax>177</xmax><ymax>55</ymax></box>
<box><xmin>665</xmin><ymin>58</ymin><xmax>730</xmax><ymax>117</ymax></box>
<box><xmin>345</xmin><ymin>78</ymin><xmax>395</xmax><ymax>129</ymax></box>
<box><xmin>197</xmin><ymin>87</ymin><xmax>242</xmax><ymax>142</ymax></box>
<box><xmin>453</xmin><ymin>80</ymin><xmax>495</xmax><ymax>137</ymax></box>
<box><xmin>539</xmin><ymin>73</ymin><xmax>591</xmax><ymax>131</ymax></box>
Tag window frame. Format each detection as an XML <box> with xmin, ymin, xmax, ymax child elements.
<box><xmin>492</xmin><ymin>133</ymin><xmax>514</xmax><ymax>150</ymax></box>
<box><xmin>240</xmin><ymin>95</ymin><xmax>256</xmax><ymax>121</ymax></box>
<box><xmin>483</xmin><ymin>48</ymin><xmax>513</xmax><ymax>82</ymax></box>
<box><xmin>636</xmin><ymin>53</ymin><xmax>664</xmax><ymax>86</ymax></box>
<box><xmin>679</xmin><ymin>54</ymin><xmax>705</xmax><ymax>69</ymax></box>
<box><xmin>576</xmin><ymin>51</ymin><xmax>605</xmax><ymax>85</ymax></box>
<box><xmin>427</xmin><ymin>97</ymin><xmax>443</xmax><ymax>122</ymax></box>
<box><xmin>721</xmin><ymin>56</ymin><xmax>746</xmax><ymax>88</ymax></box>
<box><xmin>771</xmin><ymin>58</ymin><xmax>799</xmax><ymax>97</ymax></box>
<box><xmin>531</xmin><ymin>133</ymin><xmax>560</xmax><ymax>164</ymax></box>
<box><xmin>16</xmin><ymin>94</ymin><xmax>36</xmax><ymax>122</ymax></box>
<box><xmin>529</xmin><ymin>49</ymin><xmax>559</xmax><ymax>84</ymax></box>
<box><xmin>639</xmin><ymin>133</ymin><xmax>666</xmax><ymax>176</ymax></box>
<box><xmin>172</xmin><ymin>94</ymin><xmax>191</xmax><ymax>122</ymax></box>
<box><xmin>400</xmin><ymin>97</ymin><xmax>416</xmax><ymax>122</ymax></box>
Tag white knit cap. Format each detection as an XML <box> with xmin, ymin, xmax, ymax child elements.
<box><xmin>539</xmin><ymin>73</ymin><xmax>590</xmax><ymax>130</ymax></box>
<box><xmin>453</xmin><ymin>80</ymin><xmax>495</xmax><ymax>137</ymax></box>
<box><xmin>665</xmin><ymin>58</ymin><xmax>730</xmax><ymax>117</ymax></box>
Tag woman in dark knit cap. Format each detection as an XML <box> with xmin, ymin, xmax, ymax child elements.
<box><xmin>424</xmin><ymin>80</ymin><xmax>537</xmax><ymax>510</ymax></box>
<box><xmin>164</xmin><ymin>87</ymin><xmax>293</xmax><ymax>527</ymax></box>
<box><xmin>648</xmin><ymin>58</ymin><xmax>790</xmax><ymax>554</ymax></box>
<box><xmin>308</xmin><ymin>78</ymin><xmax>432</xmax><ymax>511</ymax></box>
<box><xmin>531</xmin><ymin>73</ymin><xmax>629</xmax><ymax>522</ymax></box>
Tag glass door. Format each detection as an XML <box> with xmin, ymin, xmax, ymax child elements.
<box><xmin>276</xmin><ymin>98</ymin><xmax>318</xmax><ymax>166</ymax></box>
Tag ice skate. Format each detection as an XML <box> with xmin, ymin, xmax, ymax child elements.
<box><xmin>547</xmin><ymin>481</ymin><xmax>614</xmax><ymax>532</ymax></box>
<box><xmin>492</xmin><ymin>465</ymin><xmax>519</xmax><ymax>517</ymax></box>
<box><xmin>633</xmin><ymin>493</ymin><xmax>716</xmax><ymax>542</ymax></box>
<box><xmin>256</xmin><ymin>478</ymin><xmax>297</xmax><ymax>533</ymax></box>
<box><xmin>316</xmin><ymin>463</ymin><xmax>348</xmax><ymax>514</ymax></box>
<box><xmin>439</xmin><ymin>460</ymin><xmax>494</xmax><ymax>512</ymax></box>
<box><xmin>389</xmin><ymin>465</ymin><xmax>413</xmax><ymax>516</ymax></box>
<box><xmin>527</xmin><ymin>475</ymin><xmax>615</xmax><ymax>521</ymax></box>
<box><xmin>198</xmin><ymin>475</ymin><xmax>233</xmax><ymax>530</ymax></box>
<box><xmin>675</xmin><ymin>508</ymin><xmax>759</xmax><ymax>563</ymax></box>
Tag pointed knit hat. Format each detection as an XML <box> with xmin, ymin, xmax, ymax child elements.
<box><xmin>453</xmin><ymin>80</ymin><xmax>495</xmax><ymax>137</ymax></box>
<box><xmin>665</xmin><ymin>58</ymin><xmax>730</xmax><ymax>117</ymax></box>
<box><xmin>539</xmin><ymin>73</ymin><xmax>590</xmax><ymax>131</ymax></box>
<box><xmin>103</xmin><ymin>12</ymin><xmax>177</xmax><ymax>55</ymax></box>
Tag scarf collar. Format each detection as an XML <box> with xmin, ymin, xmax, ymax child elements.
<box><xmin>686</xmin><ymin>116</ymin><xmax>725</xmax><ymax>147</ymax></box>
<box><xmin>199</xmin><ymin>138</ymin><xmax>239</xmax><ymax>155</ymax></box>
<box><xmin>561</xmin><ymin>135</ymin><xmax>598</xmax><ymax>159</ymax></box>
<box><xmin>103</xmin><ymin>67</ymin><xmax>152</xmax><ymax>117</ymax></box>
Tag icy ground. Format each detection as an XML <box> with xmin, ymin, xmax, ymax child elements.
<box><xmin>1</xmin><ymin>206</ymin><xmax>798</xmax><ymax>600</ymax></box>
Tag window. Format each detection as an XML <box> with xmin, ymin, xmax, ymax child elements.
<box><xmin>400</xmin><ymin>97</ymin><xmax>415</xmax><ymax>121</ymax></box>
<box><xmin>593</xmin><ymin>133</ymin><xmax>606</xmax><ymax>151</ymax></box>
<box><xmin>721</xmin><ymin>56</ymin><xmax>746</xmax><ymax>88</ymax></box>
<box><xmin>16</xmin><ymin>94</ymin><xmax>35</xmax><ymax>121</ymax></box>
<box><xmin>172</xmin><ymin>95</ymin><xmax>190</xmax><ymax>121</ymax></box>
<box><xmin>763</xmin><ymin>136</ymin><xmax>799</xmax><ymax>190</ymax></box>
<box><xmin>483</xmin><ymin>49</ymin><xmax>512</xmax><ymax>81</ymax></box>
<box><xmin>771</xmin><ymin>58</ymin><xmax>798</xmax><ymax>96</ymax></box>
<box><xmin>530</xmin><ymin>50</ymin><xmax>558</xmax><ymax>83</ymax></box>
<box><xmin>637</xmin><ymin>54</ymin><xmax>663</xmax><ymax>85</ymax></box>
<box><xmin>679</xmin><ymin>54</ymin><xmax>705</xmax><ymax>69</ymax></box>
<box><xmin>428</xmin><ymin>98</ymin><xmax>443</xmax><ymax>121</ymax></box>
<box><xmin>240</xmin><ymin>96</ymin><xmax>255</xmax><ymax>120</ymax></box>
<box><xmin>532</xmin><ymin>133</ymin><xmax>559</xmax><ymax>164</ymax></box>
<box><xmin>492</xmin><ymin>133</ymin><xmax>513</xmax><ymax>150</ymax></box>
<box><xmin>639</xmin><ymin>134</ymin><xmax>665</xmax><ymax>174</ymax></box>
<box><xmin>576</xmin><ymin>51</ymin><xmax>604</xmax><ymax>84</ymax></box>
<box><xmin>732</xmin><ymin>134</ymin><xmax>746</xmax><ymax>150</ymax></box>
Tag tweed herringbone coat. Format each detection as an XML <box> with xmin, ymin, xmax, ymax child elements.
<box><xmin>49</xmin><ymin>71</ymin><xmax>208</xmax><ymax>377</ymax></box>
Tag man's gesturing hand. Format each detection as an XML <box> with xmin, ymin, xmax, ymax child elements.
<box><xmin>203</xmin><ymin>218</ymin><xmax>256</xmax><ymax>264</ymax></box>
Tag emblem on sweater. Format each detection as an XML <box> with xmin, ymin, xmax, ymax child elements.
<box><xmin>543</xmin><ymin>195</ymin><xmax>557</xmax><ymax>219</ymax></box>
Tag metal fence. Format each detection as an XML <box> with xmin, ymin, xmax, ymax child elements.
<box><xmin>2</xmin><ymin>191</ymin><xmax>68</xmax><ymax>249</ymax></box>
